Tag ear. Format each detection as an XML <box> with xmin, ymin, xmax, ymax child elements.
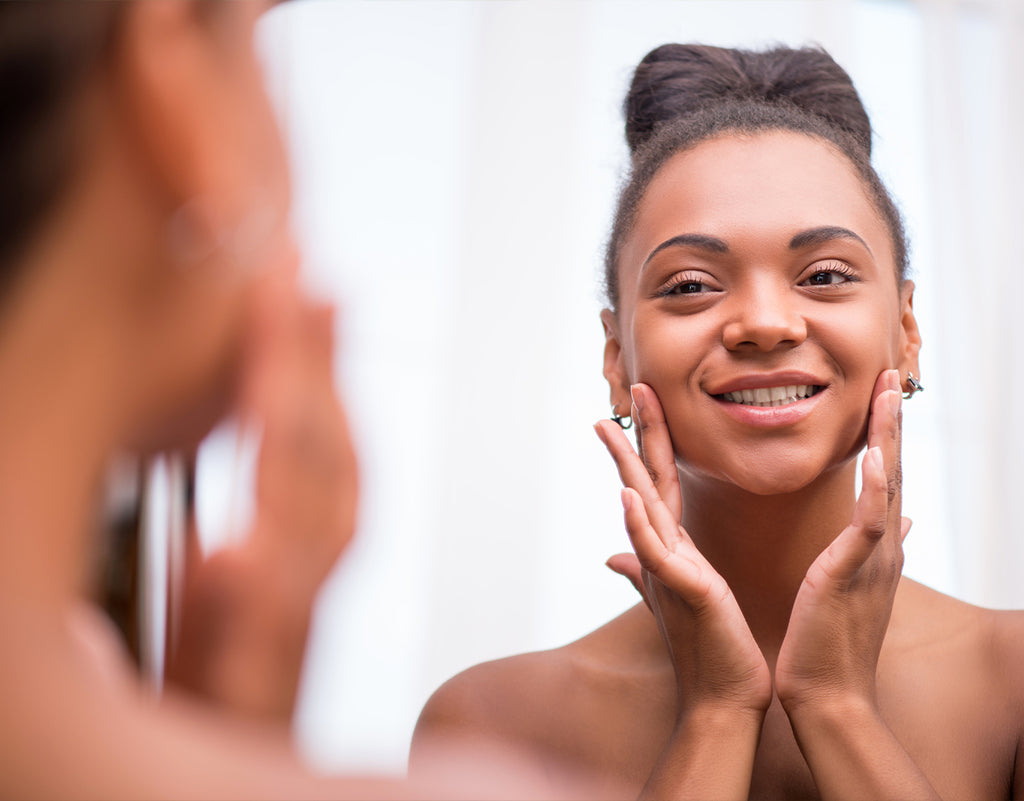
<box><xmin>115</xmin><ymin>2</ymin><xmax>287</xmax><ymax>224</ymax></box>
<box><xmin>896</xmin><ymin>280</ymin><xmax>922</xmax><ymax>389</ymax></box>
<box><xmin>600</xmin><ymin>308</ymin><xmax>632</xmax><ymax>417</ymax></box>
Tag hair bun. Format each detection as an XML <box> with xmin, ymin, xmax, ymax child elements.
<box><xmin>623</xmin><ymin>43</ymin><xmax>872</xmax><ymax>155</ymax></box>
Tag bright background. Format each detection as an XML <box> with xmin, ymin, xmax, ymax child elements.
<box><xmin>195</xmin><ymin>0</ymin><xmax>1024</xmax><ymax>775</ymax></box>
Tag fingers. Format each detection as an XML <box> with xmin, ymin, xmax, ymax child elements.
<box><xmin>594</xmin><ymin>420</ymin><xmax>684</xmax><ymax>546</ymax></box>
<box><xmin>866</xmin><ymin>369</ymin><xmax>902</xmax><ymax>528</ymax></box>
<box><xmin>817</xmin><ymin>446</ymin><xmax>888</xmax><ymax>580</ymax></box>
<box><xmin>241</xmin><ymin>269</ymin><xmax>358</xmax><ymax>580</ymax></box>
<box><xmin>605</xmin><ymin>552</ymin><xmax>653</xmax><ymax>613</ymax></box>
<box><xmin>630</xmin><ymin>384</ymin><xmax>683</xmax><ymax>522</ymax></box>
<box><xmin>619</xmin><ymin>488</ymin><xmax>717</xmax><ymax>609</ymax></box>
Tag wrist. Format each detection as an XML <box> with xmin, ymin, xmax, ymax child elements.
<box><xmin>781</xmin><ymin>689</ymin><xmax>881</xmax><ymax>735</ymax></box>
<box><xmin>678</xmin><ymin>699</ymin><xmax>767</xmax><ymax>735</ymax></box>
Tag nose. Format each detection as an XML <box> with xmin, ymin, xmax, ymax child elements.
<box><xmin>721</xmin><ymin>282</ymin><xmax>807</xmax><ymax>352</ymax></box>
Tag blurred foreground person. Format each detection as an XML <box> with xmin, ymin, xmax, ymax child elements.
<box><xmin>0</xmin><ymin>3</ymin><xmax>607</xmax><ymax>799</ymax></box>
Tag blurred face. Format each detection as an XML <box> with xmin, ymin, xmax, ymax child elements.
<box><xmin>125</xmin><ymin>0</ymin><xmax>295</xmax><ymax>450</ymax></box>
<box><xmin>605</xmin><ymin>131</ymin><xmax>917</xmax><ymax>495</ymax></box>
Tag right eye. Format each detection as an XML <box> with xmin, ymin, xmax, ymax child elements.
<box><xmin>658</xmin><ymin>273</ymin><xmax>717</xmax><ymax>297</ymax></box>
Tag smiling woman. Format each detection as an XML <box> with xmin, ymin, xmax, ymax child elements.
<box><xmin>410</xmin><ymin>43</ymin><xmax>1024</xmax><ymax>800</ymax></box>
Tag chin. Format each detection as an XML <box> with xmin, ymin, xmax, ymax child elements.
<box><xmin>727</xmin><ymin>469</ymin><xmax>821</xmax><ymax>497</ymax></box>
<box><xmin>681</xmin><ymin>448</ymin><xmax>844</xmax><ymax>497</ymax></box>
<box><xmin>123</xmin><ymin>353</ymin><xmax>241</xmax><ymax>457</ymax></box>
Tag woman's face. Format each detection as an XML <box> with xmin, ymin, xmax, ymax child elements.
<box><xmin>604</xmin><ymin>131</ymin><xmax>919</xmax><ymax>495</ymax></box>
<box><xmin>123</xmin><ymin>0</ymin><xmax>295</xmax><ymax>450</ymax></box>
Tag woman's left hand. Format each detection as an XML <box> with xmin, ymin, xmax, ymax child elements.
<box><xmin>775</xmin><ymin>369</ymin><xmax>907</xmax><ymax>714</ymax></box>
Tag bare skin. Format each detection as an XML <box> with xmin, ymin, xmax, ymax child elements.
<box><xmin>413</xmin><ymin>584</ymin><xmax>1024</xmax><ymax>799</ymax></box>
<box><xmin>412</xmin><ymin>133</ymin><xmax>1024</xmax><ymax>799</ymax></box>
<box><xmin>0</xmin><ymin>3</ymin><xmax>602</xmax><ymax>798</ymax></box>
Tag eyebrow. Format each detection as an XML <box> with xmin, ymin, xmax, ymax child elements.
<box><xmin>643</xmin><ymin>225</ymin><xmax>873</xmax><ymax>270</ymax></box>
<box><xmin>788</xmin><ymin>226</ymin><xmax>873</xmax><ymax>256</ymax></box>
<box><xmin>642</xmin><ymin>234</ymin><xmax>729</xmax><ymax>268</ymax></box>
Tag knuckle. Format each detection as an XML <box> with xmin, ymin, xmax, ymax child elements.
<box><xmin>637</xmin><ymin>546</ymin><xmax>671</xmax><ymax>575</ymax></box>
<box><xmin>864</xmin><ymin>514</ymin><xmax>887</xmax><ymax>541</ymax></box>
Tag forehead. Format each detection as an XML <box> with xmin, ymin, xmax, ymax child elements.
<box><xmin>621</xmin><ymin>131</ymin><xmax>892</xmax><ymax>270</ymax></box>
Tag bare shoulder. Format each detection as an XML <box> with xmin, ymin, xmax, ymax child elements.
<box><xmin>412</xmin><ymin>648</ymin><xmax>574</xmax><ymax>747</ymax></box>
<box><xmin>895</xmin><ymin>578</ymin><xmax>1024</xmax><ymax>697</ymax></box>
<box><xmin>897</xmin><ymin>581</ymin><xmax>1024</xmax><ymax>643</ymax></box>
<box><xmin>411</xmin><ymin>604</ymin><xmax>668</xmax><ymax>767</ymax></box>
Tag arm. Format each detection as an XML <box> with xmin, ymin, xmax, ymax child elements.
<box><xmin>638</xmin><ymin>705</ymin><xmax>765</xmax><ymax>801</ymax></box>
<box><xmin>6</xmin><ymin>616</ymin><xmax>574</xmax><ymax>801</ymax></box>
<box><xmin>776</xmin><ymin>370</ymin><xmax>939</xmax><ymax>800</ymax></box>
<box><xmin>597</xmin><ymin>384</ymin><xmax>771</xmax><ymax>800</ymax></box>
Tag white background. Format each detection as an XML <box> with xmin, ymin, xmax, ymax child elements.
<box><xmin>195</xmin><ymin>0</ymin><xmax>1023</xmax><ymax>775</ymax></box>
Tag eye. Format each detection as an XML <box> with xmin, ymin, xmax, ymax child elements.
<box><xmin>800</xmin><ymin>261</ymin><xmax>858</xmax><ymax>287</ymax></box>
<box><xmin>657</xmin><ymin>272</ymin><xmax>719</xmax><ymax>297</ymax></box>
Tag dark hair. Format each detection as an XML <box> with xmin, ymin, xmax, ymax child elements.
<box><xmin>0</xmin><ymin>2</ymin><xmax>125</xmax><ymax>287</ymax></box>
<box><xmin>604</xmin><ymin>44</ymin><xmax>909</xmax><ymax>311</ymax></box>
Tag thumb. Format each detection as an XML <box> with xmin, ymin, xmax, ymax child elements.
<box><xmin>606</xmin><ymin>553</ymin><xmax>652</xmax><ymax>613</ymax></box>
<box><xmin>900</xmin><ymin>516</ymin><xmax>913</xmax><ymax>543</ymax></box>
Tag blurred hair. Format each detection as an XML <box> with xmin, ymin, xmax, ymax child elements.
<box><xmin>0</xmin><ymin>2</ymin><xmax>125</xmax><ymax>284</ymax></box>
<box><xmin>604</xmin><ymin>44</ymin><xmax>909</xmax><ymax>311</ymax></box>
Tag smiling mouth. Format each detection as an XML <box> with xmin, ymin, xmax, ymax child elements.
<box><xmin>716</xmin><ymin>385</ymin><xmax>824</xmax><ymax>408</ymax></box>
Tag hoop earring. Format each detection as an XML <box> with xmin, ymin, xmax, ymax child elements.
<box><xmin>611</xmin><ymin>407</ymin><xmax>633</xmax><ymax>430</ymax></box>
<box><xmin>904</xmin><ymin>372</ymin><xmax>924</xmax><ymax>399</ymax></box>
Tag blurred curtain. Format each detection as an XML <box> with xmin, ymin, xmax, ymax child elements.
<box><xmin>917</xmin><ymin>0</ymin><xmax>1024</xmax><ymax>608</ymax></box>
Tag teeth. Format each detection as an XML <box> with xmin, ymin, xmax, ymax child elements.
<box><xmin>722</xmin><ymin>385</ymin><xmax>818</xmax><ymax>407</ymax></box>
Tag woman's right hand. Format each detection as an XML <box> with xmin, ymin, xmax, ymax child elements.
<box><xmin>595</xmin><ymin>384</ymin><xmax>771</xmax><ymax>720</ymax></box>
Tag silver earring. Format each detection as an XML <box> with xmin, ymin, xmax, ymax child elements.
<box><xmin>904</xmin><ymin>372</ymin><xmax>924</xmax><ymax>399</ymax></box>
<box><xmin>611</xmin><ymin>406</ymin><xmax>633</xmax><ymax>430</ymax></box>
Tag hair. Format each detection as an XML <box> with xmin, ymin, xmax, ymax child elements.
<box><xmin>0</xmin><ymin>2</ymin><xmax>125</xmax><ymax>288</ymax></box>
<box><xmin>603</xmin><ymin>44</ymin><xmax>909</xmax><ymax>311</ymax></box>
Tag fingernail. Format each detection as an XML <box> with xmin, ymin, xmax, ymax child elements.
<box><xmin>869</xmin><ymin>445</ymin><xmax>884</xmax><ymax>471</ymax></box>
<box><xmin>630</xmin><ymin>384</ymin><xmax>645</xmax><ymax>413</ymax></box>
<box><xmin>620</xmin><ymin>488</ymin><xmax>632</xmax><ymax>512</ymax></box>
<box><xmin>888</xmin><ymin>369</ymin><xmax>901</xmax><ymax>393</ymax></box>
<box><xmin>593</xmin><ymin>422</ymin><xmax>608</xmax><ymax>444</ymax></box>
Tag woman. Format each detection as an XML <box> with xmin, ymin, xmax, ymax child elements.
<box><xmin>0</xmin><ymin>3</ymin><xmax>597</xmax><ymax>798</ymax></box>
<box><xmin>411</xmin><ymin>44</ymin><xmax>1024</xmax><ymax>799</ymax></box>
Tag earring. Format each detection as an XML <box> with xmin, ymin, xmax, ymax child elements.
<box><xmin>165</xmin><ymin>192</ymin><xmax>282</xmax><ymax>273</ymax></box>
<box><xmin>611</xmin><ymin>406</ymin><xmax>633</xmax><ymax>430</ymax></box>
<box><xmin>904</xmin><ymin>372</ymin><xmax>924</xmax><ymax>399</ymax></box>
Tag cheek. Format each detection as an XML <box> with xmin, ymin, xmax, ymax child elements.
<box><xmin>821</xmin><ymin>299</ymin><xmax>902</xmax><ymax>380</ymax></box>
<box><xmin>629</xmin><ymin>309</ymin><xmax>711</xmax><ymax>388</ymax></box>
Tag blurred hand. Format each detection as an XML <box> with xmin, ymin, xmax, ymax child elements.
<box><xmin>168</xmin><ymin>258</ymin><xmax>358</xmax><ymax>722</ymax></box>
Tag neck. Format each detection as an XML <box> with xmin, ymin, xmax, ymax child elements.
<box><xmin>0</xmin><ymin>196</ymin><xmax>145</xmax><ymax>612</ymax></box>
<box><xmin>679</xmin><ymin>461</ymin><xmax>858</xmax><ymax>656</ymax></box>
